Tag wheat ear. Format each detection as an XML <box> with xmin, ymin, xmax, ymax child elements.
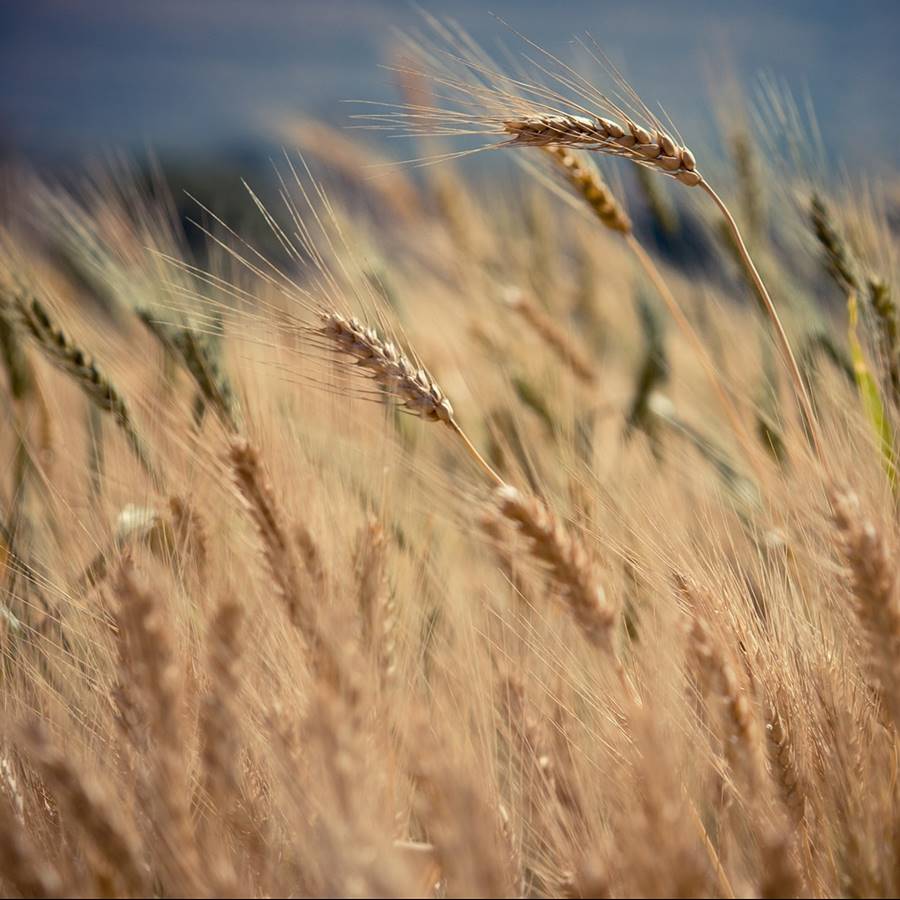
<box><xmin>493</xmin><ymin>484</ymin><xmax>615</xmax><ymax>648</ymax></box>
<box><xmin>11</xmin><ymin>292</ymin><xmax>161</xmax><ymax>482</ymax></box>
<box><xmin>503</xmin><ymin>114</ymin><xmax>823</xmax><ymax>463</ymax></box>
<box><xmin>319</xmin><ymin>311</ymin><xmax>504</xmax><ymax>485</ymax></box>
<box><xmin>830</xmin><ymin>488</ymin><xmax>900</xmax><ymax>727</ymax></box>
<box><xmin>21</xmin><ymin>720</ymin><xmax>146</xmax><ymax>895</ymax></box>
<box><xmin>504</xmin><ymin>114</ymin><xmax>700</xmax><ymax>185</ymax></box>
<box><xmin>503</xmin><ymin>287</ymin><xmax>596</xmax><ymax>384</ymax></box>
<box><xmin>810</xmin><ymin>193</ymin><xmax>899</xmax><ymax>403</ymax></box>
<box><xmin>0</xmin><ymin>792</ymin><xmax>63</xmax><ymax>899</ymax></box>
<box><xmin>543</xmin><ymin>145</ymin><xmax>632</xmax><ymax>233</ymax></box>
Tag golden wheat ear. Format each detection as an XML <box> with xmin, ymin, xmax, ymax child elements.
<box><xmin>503</xmin><ymin>109</ymin><xmax>821</xmax><ymax>462</ymax></box>
<box><xmin>316</xmin><ymin>310</ymin><xmax>505</xmax><ymax>486</ymax></box>
<box><xmin>6</xmin><ymin>288</ymin><xmax>162</xmax><ymax>484</ymax></box>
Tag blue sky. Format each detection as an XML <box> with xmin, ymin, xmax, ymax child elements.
<box><xmin>1</xmin><ymin>1</ymin><xmax>897</xmax><ymax>167</ymax></box>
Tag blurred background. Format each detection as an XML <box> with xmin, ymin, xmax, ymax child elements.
<box><xmin>2</xmin><ymin>0</ymin><xmax>898</xmax><ymax>171</ymax></box>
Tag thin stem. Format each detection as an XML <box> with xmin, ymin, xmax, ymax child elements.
<box><xmin>447</xmin><ymin>418</ymin><xmax>506</xmax><ymax>487</ymax></box>
<box><xmin>700</xmin><ymin>180</ymin><xmax>824</xmax><ymax>465</ymax></box>
<box><xmin>625</xmin><ymin>232</ymin><xmax>766</xmax><ymax>484</ymax></box>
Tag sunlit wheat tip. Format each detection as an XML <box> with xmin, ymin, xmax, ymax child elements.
<box><xmin>503</xmin><ymin>114</ymin><xmax>701</xmax><ymax>186</ymax></box>
<box><xmin>320</xmin><ymin>311</ymin><xmax>454</xmax><ymax>423</ymax></box>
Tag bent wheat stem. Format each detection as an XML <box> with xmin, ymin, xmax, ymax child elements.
<box><xmin>701</xmin><ymin>181</ymin><xmax>823</xmax><ymax>463</ymax></box>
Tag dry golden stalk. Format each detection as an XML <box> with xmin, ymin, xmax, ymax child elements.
<box><xmin>493</xmin><ymin>485</ymin><xmax>615</xmax><ymax>648</ymax></box>
<box><xmin>0</xmin><ymin>794</ymin><xmax>63</xmax><ymax>899</ymax></box>
<box><xmin>21</xmin><ymin>721</ymin><xmax>145</xmax><ymax>895</ymax></box>
<box><xmin>113</xmin><ymin>561</ymin><xmax>203</xmax><ymax>895</ymax></box>
<box><xmin>543</xmin><ymin>145</ymin><xmax>632</xmax><ymax>233</ymax></box>
<box><xmin>504</xmin><ymin>114</ymin><xmax>700</xmax><ymax>186</ymax></box>
<box><xmin>764</xmin><ymin>691</ymin><xmax>807</xmax><ymax>827</ymax></box>
<box><xmin>228</xmin><ymin>439</ymin><xmax>349</xmax><ymax>694</ymax></box>
<box><xmin>355</xmin><ymin>518</ymin><xmax>396</xmax><ymax>688</ymax></box>
<box><xmin>198</xmin><ymin>597</ymin><xmax>243</xmax><ymax>895</ymax></box>
<box><xmin>830</xmin><ymin>489</ymin><xmax>900</xmax><ymax>727</ymax></box>
<box><xmin>228</xmin><ymin>439</ymin><xmax>312</xmax><ymax>635</ymax></box>
<box><xmin>319</xmin><ymin>311</ymin><xmax>504</xmax><ymax>485</ymax></box>
<box><xmin>504</xmin><ymin>287</ymin><xmax>596</xmax><ymax>384</ymax></box>
<box><xmin>11</xmin><ymin>291</ymin><xmax>160</xmax><ymax>482</ymax></box>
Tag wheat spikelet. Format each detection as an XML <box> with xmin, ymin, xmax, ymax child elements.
<box><xmin>764</xmin><ymin>690</ymin><xmax>807</xmax><ymax>827</ymax></box>
<box><xmin>21</xmin><ymin>720</ymin><xmax>146</xmax><ymax>895</ymax></box>
<box><xmin>228</xmin><ymin>439</ymin><xmax>350</xmax><ymax>695</ymax></box>
<box><xmin>138</xmin><ymin>309</ymin><xmax>239</xmax><ymax>433</ymax></box>
<box><xmin>543</xmin><ymin>145</ymin><xmax>632</xmax><ymax>234</ymax></box>
<box><xmin>830</xmin><ymin>489</ymin><xmax>900</xmax><ymax>727</ymax></box>
<box><xmin>493</xmin><ymin>484</ymin><xmax>615</xmax><ymax>648</ymax></box>
<box><xmin>168</xmin><ymin>494</ymin><xmax>209</xmax><ymax>578</ymax></box>
<box><xmin>227</xmin><ymin>439</ymin><xmax>309</xmax><ymax>634</ymax></box>
<box><xmin>503</xmin><ymin>114</ymin><xmax>701</xmax><ymax>186</ymax></box>
<box><xmin>355</xmin><ymin>517</ymin><xmax>396</xmax><ymax>689</ymax></box>
<box><xmin>113</xmin><ymin>561</ymin><xmax>204</xmax><ymax>894</ymax></box>
<box><xmin>319</xmin><ymin>311</ymin><xmax>454</xmax><ymax>423</ymax></box>
<box><xmin>810</xmin><ymin>194</ymin><xmax>900</xmax><ymax>402</ymax></box>
<box><xmin>319</xmin><ymin>310</ymin><xmax>504</xmax><ymax>484</ymax></box>
<box><xmin>406</xmin><ymin>721</ymin><xmax>516</xmax><ymax>898</ymax></box>
<box><xmin>200</xmin><ymin>598</ymin><xmax>243</xmax><ymax>812</ymax></box>
<box><xmin>503</xmin><ymin>287</ymin><xmax>596</xmax><ymax>384</ymax></box>
<box><xmin>11</xmin><ymin>291</ymin><xmax>159</xmax><ymax>481</ymax></box>
<box><xmin>758</xmin><ymin>829</ymin><xmax>805</xmax><ymax>900</ymax></box>
<box><xmin>0</xmin><ymin>793</ymin><xmax>63</xmax><ymax>899</ymax></box>
<box><xmin>198</xmin><ymin>597</ymin><xmax>243</xmax><ymax>894</ymax></box>
<box><xmin>810</xmin><ymin>193</ymin><xmax>860</xmax><ymax>295</ymax></box>
<box><xmin>679</xmin><ymin>576</ymin><xmax>767</xmax><ymax>792</ymax></box>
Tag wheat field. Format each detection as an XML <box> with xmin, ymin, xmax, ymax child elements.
<box><xmin>1</xmin><ymin>21</ymin><xmax>900</xmax><ymax>899</ymax></box>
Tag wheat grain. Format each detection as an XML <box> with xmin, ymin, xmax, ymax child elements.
<box><xmin>504</xmin><ymin>114</ymin><xmax>701</xmax><ymax>186</ymax></box>
<box><xmin>493</xmin><ymin>484</ymin><xmax>615</xmax><ymax>648</ymax></box>
<box><xmin>830</xmin><ymin>488</ymin><xmax>900</xmax><ymax>727</ymax></box>
<box><xmin>504</xmin><ymin>287</ymin><xmax>596</xmax><ymax>384</ymax></box>
<box><xmin>22</xmin><ymin>720</ymin><xmax>146</xmax><ymax>896</ymax></box>
<box><xmin>11</xmin><ymin>290</ymin><xmax>160</xmax><ymax>482</ymax></box>
<box><xmin>543</xmin><ymin>145</ymin><xmax>632</xmax><ymax>234</ymax></box>
<box><xmin>319</xmin><ymin>310</ymin><xmax>504</xmax><ymax>485</ymax></box>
